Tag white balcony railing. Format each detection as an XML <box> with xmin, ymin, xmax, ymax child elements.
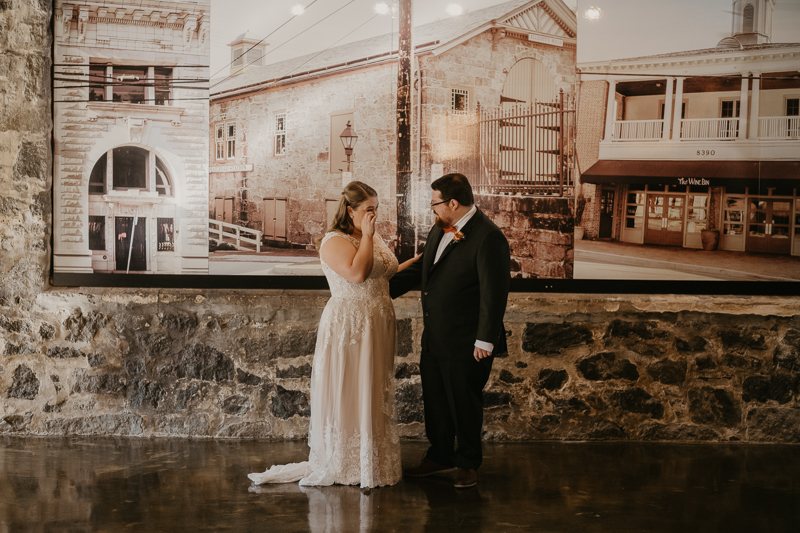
<box><xmin>680</xmin><ymin>118</ymin><xmax>739</xmax><ymax>140</ymax></box>
<box><xmin>613</xmin><ymin>119</ymin><xmax>664</xmax><ymax>141</ymax></box>
<box><xmin>610</xmin><ymin>116</ymin><xmax>800</xmax><ymax>143</ymax></box>
<box><xmin>759</xmin><ymin>116</ymin><xmax>800</xmax><ymax>140</ymax></box>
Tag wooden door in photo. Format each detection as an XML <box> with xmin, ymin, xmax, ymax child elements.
<box><xmin>262</xmin><ymin>198</ymin><xmax>287</xmax><ymax>240</ymax></box>
<box><xmin>223</xmin><ymin>198</ymin><xmax>234</xmax><ymax>224</ymax></box>
<box><xmin>746</xmin><ymin>198</ymin><xmax>791</xmax><ymax>254</ymax></box>
<box><xmin>214</xmin><ymin>198</ymin><xmax>224</xmax><ymax>221</ymax></box>
<box><xmin>599</xmin><ymin>189</ymin><xmax>615</xmax><ymax>239</ymax></box>
<box><xmin>644</xmin><ymin>194</ymin><xmax>684</xmax><ymax>246</ymax></box>
<box><xmin>115</xmin><ymin>216</ymin><xmax>147</xmax><ymax>271</ymax></box>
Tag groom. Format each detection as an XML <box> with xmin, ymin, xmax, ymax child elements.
<box><xmin>390</xmin><ymin>173</ymin><xmax>510</xmax><ymax>489</ymax></box>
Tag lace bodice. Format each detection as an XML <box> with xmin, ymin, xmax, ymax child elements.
<box><xmin>319</xmin><ymin>232</ymin><xmax>398</xmax><ymax>301</ymax></box>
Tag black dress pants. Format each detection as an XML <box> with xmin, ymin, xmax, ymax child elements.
<box><xmin>420</xmin><ymin>346</ymin><xmax>493</xmax><ymax>470</ymax></box>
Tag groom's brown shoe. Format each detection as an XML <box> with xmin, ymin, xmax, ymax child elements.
<box><xmin>454</xmin><ymin>468</ymin><xmax>478</xmax><ymax>488</ymax></box>
<box><xmin>404</xmin><ymin>454</ymin><xmax>457</xmax><ymax>478</ymax></box>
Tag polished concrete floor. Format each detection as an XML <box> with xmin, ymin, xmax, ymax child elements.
<box><xmin>1</xmin><ymin>437</ymin><xmax>799</xmax><ymax>532</ymax></box>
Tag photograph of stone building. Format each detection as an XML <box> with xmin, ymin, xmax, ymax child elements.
<box><xmin>208</xmin><ymin>0</ymin><xmax>577</xmax><ymax>278</ymax></box>
<box><xmin>52</xmin><ymin>0</ymin><xmax>210</xmax><ymax>275</ymax></box>
<box><xmin>575</xmin><ymin>0</ymin><xmax>800</xmax><ymax>281</ymax></box>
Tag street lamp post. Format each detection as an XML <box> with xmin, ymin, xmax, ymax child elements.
<box><xmin>339</xmin><ymin>120</ymin><xmax>358</xmax><ymax>173</ymax></box>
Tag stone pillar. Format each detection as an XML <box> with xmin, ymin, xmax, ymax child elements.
<box><xmin>603</xmin><ymin>79</ymin><xmax>617</xmax><ymax>141</ymax></box>
<box><xmin>749</xmin><ymin>71</ymin><xmax>761</xmax><ymax>140</ymax></box>
<box><xmin>662</xmin><ymin>77</ymin><xmax>674</xmax><ymax>140</ymax></box>
<box><xmin>739</xmin><ymin>74</ymin><xmax>749</xmax><ymax>139</ymax></box>
<box><xmin>671</xmin><ymin>77</ymin><xmax>684</xmax><ymax>142</ymax></box>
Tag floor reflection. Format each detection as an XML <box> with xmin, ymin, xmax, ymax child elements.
<box><xmin>1</xmin><ymin>437</ymin><xmax>799</xmax><ymax>532</ymax></box>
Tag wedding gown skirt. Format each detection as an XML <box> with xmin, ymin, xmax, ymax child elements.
<box><xmin>249</xmin><ymin>233</ymin><xmax>402</xmax><ymax>488</ymax></box>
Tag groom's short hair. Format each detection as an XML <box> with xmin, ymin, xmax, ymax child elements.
<box><xmin>431</xmin><ymin>173</ymin><xmax>474</xmax><ymax>207</ymax></box>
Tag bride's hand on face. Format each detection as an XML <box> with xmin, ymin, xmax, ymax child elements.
<box><xmin>361</xmin><ymin>211</ymin><xmax>376</xmax><ymax>238</ymax></box>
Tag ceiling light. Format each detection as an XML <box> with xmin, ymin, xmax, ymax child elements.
<box><xmin>583</xmin><ymin>6</ymin><xmax>601</xmax><ymax>20</ymax></box>
<box><xmin>446</xmin><ymin>3</ymin><xmax>464</xmax><ymax>17</ymax></box>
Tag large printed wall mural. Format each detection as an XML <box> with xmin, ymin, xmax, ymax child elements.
<box><xmin>52</xmin><ymin>0</ymin><xmax>799</xmax><ymax>287</ymax></box>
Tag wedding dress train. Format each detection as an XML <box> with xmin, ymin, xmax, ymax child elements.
<box><xmin>248</xmin><ymin>232</ymin><xmax>402</xmax><ymax>489</ymax></box>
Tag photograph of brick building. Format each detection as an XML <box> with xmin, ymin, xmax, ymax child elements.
<box><xmin>52</xmin><ymin>0</ymin><xmax>210</xmax><ymax>275</ymax></box>
<box><xmin>575</xmin><ymin>0</ymin><xmax>800</xmax><ymax>281</ymax></box>
<box><xmin>208</xmin><ymin>0</ymin><xmax>578</xmax><ymax>278</ymax></box>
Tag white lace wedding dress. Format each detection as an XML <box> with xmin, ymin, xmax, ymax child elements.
<box><xmin>248</xmin><ymin>232</ymin><xmax>402</xmax><ymax>489</ymax></box>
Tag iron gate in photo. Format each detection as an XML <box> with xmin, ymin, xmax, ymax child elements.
<box><xmin>443</xmin><ymin>89</ymin><xmax>575</xmax><ymax>196</ymax></box>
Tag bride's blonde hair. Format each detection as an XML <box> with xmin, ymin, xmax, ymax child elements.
<box><xmin>316</xmin><ymin>181</ymin><xmax>377</xmax><ymax>249</ymax></box>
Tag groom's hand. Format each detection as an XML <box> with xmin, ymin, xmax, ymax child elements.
<box><xmin>474</xmin><ymin>346</ymin><xmax>491</xmax><ymax>361</ymax></box>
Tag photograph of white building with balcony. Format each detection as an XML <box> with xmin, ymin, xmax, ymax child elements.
<box><xmin>574</xmin><ymin>0</ymin><xmax>800</xmax><ymax>281</ymax></box>
<box><xmin>52</xmin><ymin>0</ymin><xmax>210</xmax><ymax>275</ymax></box>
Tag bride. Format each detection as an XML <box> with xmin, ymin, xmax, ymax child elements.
<box><xmin>249</xmin><ymin>181</ymin><xmax>420</xmax><ymax>489</ymax></box>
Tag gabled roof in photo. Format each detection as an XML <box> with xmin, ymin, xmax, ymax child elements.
<box><xmin>211</xmin><ymin>0</ymin><xmax>576</xmax><ymax>99</ymax></box>
<box><xmin>601</xmin><ymin>42</ymin><xmax>800</xmax><ymax>64</ymax></box>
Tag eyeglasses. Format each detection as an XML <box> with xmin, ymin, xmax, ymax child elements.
<box><xmin>430</xmin><ymin>199</ymin><xmax>450</xmax><ymax>208</ymax></box>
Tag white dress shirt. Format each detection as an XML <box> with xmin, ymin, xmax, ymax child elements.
<box><xmin>434</xmin><ymin>205</ymin><xmax>476</xmax><ymax>264</ymax></box>
<box><xmin>432</xmin><ymin>205</ymin><xmax>493</xmax><ymax>352</ymax></box>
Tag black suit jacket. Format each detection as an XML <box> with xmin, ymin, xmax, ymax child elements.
<box><xmin>390</xmin><ymin>208</ymin><xmax>510</xmax><ymax>359</ymax></box>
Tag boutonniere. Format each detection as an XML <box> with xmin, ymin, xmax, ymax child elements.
<box><xmin>444</xmin><ymin>226</ymin><xmax>466</xmax><ymax>244</ymax></box>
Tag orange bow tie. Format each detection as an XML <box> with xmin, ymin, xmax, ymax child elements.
<box><xmin>443</xmin><ymin>226</ymin><xmax>458</xmax><ymax>234</ymax></box>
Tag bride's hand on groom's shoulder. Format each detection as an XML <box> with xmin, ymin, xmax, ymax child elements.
<box><xmin>397</xmin><ymin>252</ymin><xmax>422</xmax><ymax>272</ymax></box>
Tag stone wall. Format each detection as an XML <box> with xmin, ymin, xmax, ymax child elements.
<box><xmin>475</xmin><ymin>194</ymin><xmax>573</xmax><ymax>279</ymax></box>
<box><xmin>2</xmin><ymin>1</ymin><xmax>800</xmax><ymax>444</ymax></box>
<box><xmin>2</xmin><ymin>290</ymin><xmax>800</xmax><ymax>444</ymax></box>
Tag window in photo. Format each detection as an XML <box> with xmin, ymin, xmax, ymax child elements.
<box><xmin>226</xmin><ymin>122</ymin><xmax>236</xmax><ymax>159</ymax></box>
<box><xmin>787</xmin><ymin>97</ymin><xmax>799</xmax><ymax>137</ymax></box>
<box><xmin>625</xmin><ymin>189</ymin><xmax>646</xmax><ymax>229</ymax></box>
<box><xmin>451</xmin><ymin>88</ymin><xmax>469</xmax><ymax>114</ymax></box>
<box><xmin>660</xmin><ymin>101</ymin><xmax>686</xmax><ymax>120</ymax></box>
<box><xmin>89</xmin><ymin>216</ymin><xmax>105</xmax><ymax>250</ymax></box>
<box><xmin>89</xmin><ymin>153</ymin><xmax>106</xmax><ymax>194</ymax></box>
<box><xmin>155</xmin><ymin>158</ymin><xmax>172</xmax><ymax>196</ymax></box>
<box><xmin>157</xmin><ymin>218</ymin><xmax>175</xmax><ymax>251</ymax></box>
<box><xmin>112</xmin><ymin>146</ymin><xmax>148</xmax><ymax>189</ymax></box>
<box><xmin>88</xmin><ymin>65</ymin><xmax>107</xmax><ymax>102</ymax></box>
<box><xmin>216</xmin><ymin>124</ymin><xmax>225</xmax><ymax>160</ymax></box>
<box><xmin>275</xmin><ymin>113</ymin><xmax>286</xmax><ymax>156</ymax></box>
<box><xmin>111</xmin><ymin>66</ymin><xmax>148</xmax><ymax>104</ymax></box>
<box><xmin>154</xmin><ymin>67</ymin><xmax>172</xmax><ymax>105</ymax></box>
<box><xmin>88</xmin><ymin>147</ymin><xmax>172</xmax><ymax>195</ymax></box>
<box><xmin>247</xmin><ymin>48</ymin><xmax>263</xmax><ymax>67</ymax></box>
<box><xmin>88</xmin><ymin>63</ymin><xmax>173</xmax><ymax>105</ymax></box>
<box><xmin>686</xmin><ymin>194</ymin><xmax>709</xmax><ymax>234</ymax></box>
<box><xmin>232</xmin><ymin>47</ymin><xmax>243</xmax><ymax>68</ymax></box>
<box><xmin>720</xmin><ymin>99</ymin><xmax>740</xmax><ymax>138</ymax></box>
<box><xmin>723</xmin><ymin>196</ymin><xmax>746</xmax><ymax>236</ymax></box>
